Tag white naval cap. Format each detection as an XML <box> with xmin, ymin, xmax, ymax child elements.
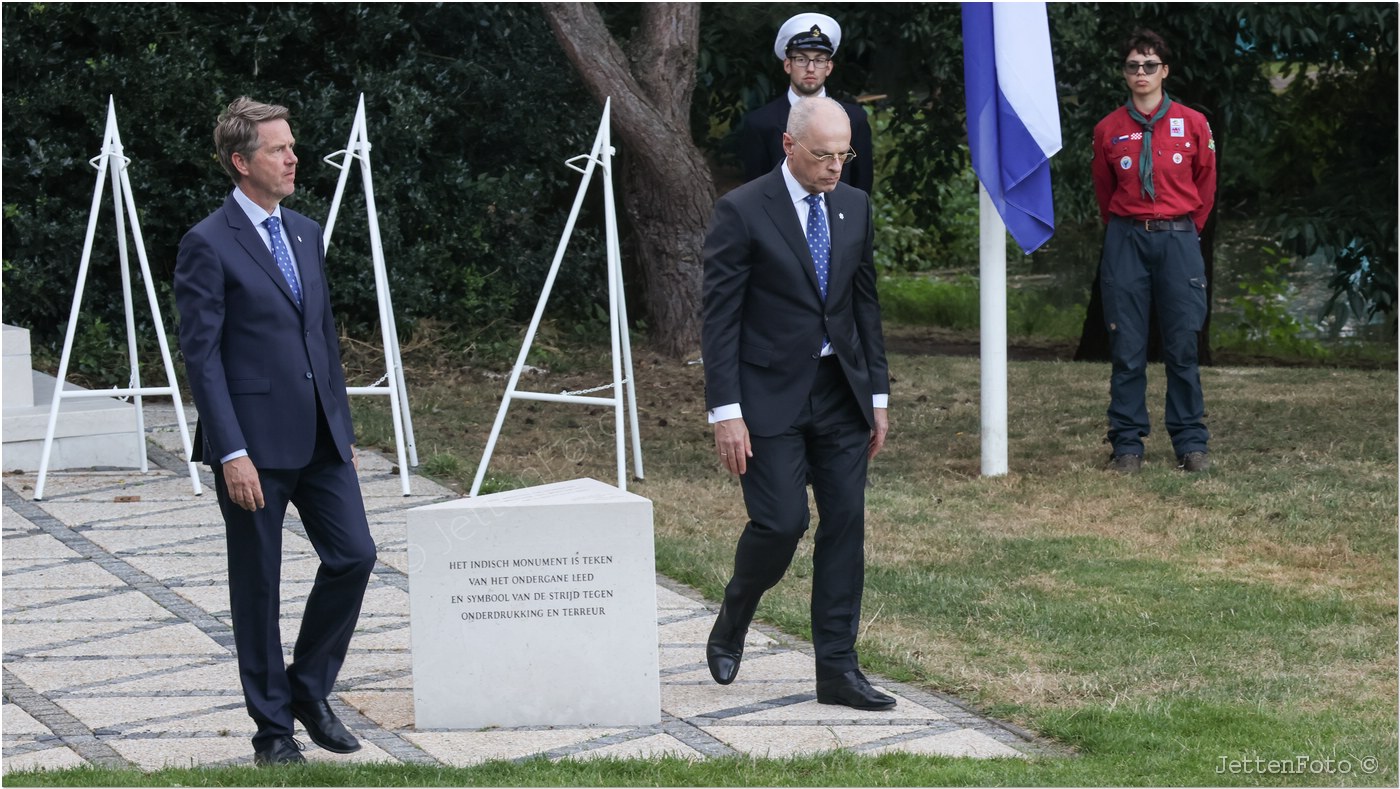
<box><xmin>773</xmin><ymin>12</ymin><xmax>842</xmax><ymax>60</ymax></box>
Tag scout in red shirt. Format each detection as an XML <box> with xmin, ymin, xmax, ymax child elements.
<box><xmin>1092</xmin><ymin>29</ymin><xmax>1216</xmax><ymax>474</ymax></box>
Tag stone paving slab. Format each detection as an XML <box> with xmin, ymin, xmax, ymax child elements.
<box><xmin>2</xmin><ymin>405</ymin><xmax>1055</xmax><ymax>773</ymax></box>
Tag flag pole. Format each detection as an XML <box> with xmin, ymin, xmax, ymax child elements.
<box><xmin>979</xmin><ymin>184</ymin><xmax>1009</xmax><ymax>477</ymax></box>
<box><xmin>963</xmin><ymin>1</ymin><xmax>1060</xmax><ymax>478</ymax></box>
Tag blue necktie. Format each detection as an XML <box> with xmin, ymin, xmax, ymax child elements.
<box><xmin>264</xmin><ymin>215</ymin><xmax>302</xmax><ymax>306</ymax></box>
<box><xmin>804</xmin><ymin>194</ymin><xmax>830</xmax><ymax>301</ymax></box>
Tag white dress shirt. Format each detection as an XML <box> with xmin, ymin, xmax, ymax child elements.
<box><xmin>231</xmin><ymin>186</ymin><xmax>303</xmax><ymax>292</ymax></box>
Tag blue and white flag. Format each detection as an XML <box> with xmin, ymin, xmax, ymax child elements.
<box><xmin>962</xmin><ymin>2</ymin><xmax>1062</xmax><ymax>253</ymax></box>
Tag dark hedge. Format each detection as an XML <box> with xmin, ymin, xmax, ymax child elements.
<box><xmin>2</xmin><ymin>2</ymin><xmax>608</xmax><ymax>362</ymax></box>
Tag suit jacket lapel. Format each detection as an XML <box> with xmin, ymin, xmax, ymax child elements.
<box><xmin>222</xmin><ymin>196</ymin><xmax>303</xmax><ymax>312</ymax></box>
<box><xmin>283</xmin><ymin>211</ymin><xmax>321</xmax><ymax>321</ymax></box>
<box><xmin>760</xmin><ymin>171</ymin><xmax>824</xmax><ymax>301</ymax></box>
<box><xmin>824</xmin><ymin>188</ymin><xmax>850</xmax><ymax>299</ymax></box>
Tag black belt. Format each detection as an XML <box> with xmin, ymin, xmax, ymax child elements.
<box><xmin>1118</xmin><ymin>216</ymin><xmax>1194</xmax><ymax>232</ymax></box>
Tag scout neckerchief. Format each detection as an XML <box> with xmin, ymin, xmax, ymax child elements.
<box><xmin>1125</xmin><ymin>90</ymin><xmax>1172</xmax><ymax>200</ymax></box>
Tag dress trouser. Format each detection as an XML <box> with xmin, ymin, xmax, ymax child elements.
<box><xmin>212</xmin><ymin>399</ymin><xmax>376</xmax><ymax>746</ymax></box>
<box><xmin>723</xmin><ymin>356</ymin><xmax>871</xmax><ymax>680</ymax></box>
<box><xmin>1100</xmin><ymin>215</ymin><xmax>1210</xmax><ymax>457</ymax></box>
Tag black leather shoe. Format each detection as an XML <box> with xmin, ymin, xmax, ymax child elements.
<box><xmin>253</xmin><ymin>735</ymin><xmax>306</xmax><ymax>766</ymax></box>
<box><xmin>706</xmin><ymin>641</ymin><xmax>742</xmax><ymax>685</ymax></box>
<box><xmin>816</xmin><ymin>670</ymin><xmax>897</xmax><ymax>711</ymax></box>
<box><xmin>290</xmin><ymin>698</ymin><xmax>361</xmax><ymax>753</ymax></box>
<box><xmin>705</xmin><ymin>600</ymin><xmax>755</xmax><ymax>685</ymax></box>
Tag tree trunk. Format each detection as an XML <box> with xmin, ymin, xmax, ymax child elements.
<box><xmin>1198</xmin><ymin>212</ymin><xmax>1215</xmax><ymax>366</ymax></box>
<box><xmin>541</xmin><ymin>2</ymin><xmax>714</xmax><ymax>358</ymax></box>
<box><xmin>1072</xmin><ymin>263</ymin><xmax>1111</xmax><ymax>362</ymax></box>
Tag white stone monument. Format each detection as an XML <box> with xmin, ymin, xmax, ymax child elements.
<box><xmin>2</xmin><ymin>324</ymin><xmax>140</xmax><ymax>471</ymax></box>
<box><xmin>406</xmin><ymin>478</ymin><xmax>659</xmax><ymax>729</ymax></box>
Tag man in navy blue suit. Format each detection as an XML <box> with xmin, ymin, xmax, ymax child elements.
<box><xmin>174</xmin><ymin>97</ymin><xmax>376</xmax><ymax>766</ymax></box>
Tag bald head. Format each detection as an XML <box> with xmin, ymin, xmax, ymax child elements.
<box><xmin>787</xmin><ymin>96</ymin><xmax>849</xmax><ymax>142</ymax></box>
<box><xmin>784</xmin><ymin>98</ymin><xmax>853</xmax><ymax>194</ymax></box>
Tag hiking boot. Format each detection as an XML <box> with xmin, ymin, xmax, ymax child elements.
<box><xmin>1107</xmin><ymin>453</ymin><xmax>1142</xmax><ymax>474</ymax></box>
<box><xmin>1178</xmin><ymin>451</ymin><xmax>1210</xmax><ymax>472</ymax></box>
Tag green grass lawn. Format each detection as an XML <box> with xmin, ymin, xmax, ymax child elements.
<box><xmin>9</xmin><ymin>337</ymin><xmax>1395</xmax><ymax>786</ymax></box>
<box><xmin>642</xmin><ymin>353</ymin><xmax>1397</xmax><ymax>787</ymax></box>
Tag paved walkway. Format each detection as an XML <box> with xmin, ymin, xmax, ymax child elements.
<box><xmin>2</xmin><ymin>406</ymin><xmax>1049</xmax><ymax>773</ymax></box>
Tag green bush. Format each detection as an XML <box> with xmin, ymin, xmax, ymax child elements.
<box><xmin>878</xmin><ymin>275</ymin><xmax>981</xmax><ymax>329</ymax></box>
<box><xmin>1214</xmin><ymin>259</ymin><xmax>1328</xmax><ymax>359</ymax></box>
<box><xmin>878</xmin><ymin>273</ymin><xmax>1085</xmax><ymax>339</ymax></box>
<box><xmin>2</xmin><ymin>3</ymin><xmax>605</xmax><ymax>357</ymax></box>
<box><xmin>870</xmin><ymin>117</ymin><xmax>980</xmax><ymax>273</ymax></box>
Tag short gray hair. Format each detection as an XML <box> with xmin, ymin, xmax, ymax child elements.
<box><xmin>786</xmin><ymin>96</ymin><xmax>847</xmax><ymax>141</ymax></box>
<box><xmin>213</xmin><ymin>97</ymin><xmax>291</xmax><ymax>183</ymax></box>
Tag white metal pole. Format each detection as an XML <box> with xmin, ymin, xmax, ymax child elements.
<box><xmin>384</xmin><ymin>295</ymin><xmax>419</xmax><ymax>467</ymax></box>
<box><xmin>36</xmin><ymin>99</ymin><xmax>203</xmax><ymax>498</ymax></box>
<box><xmin>35</xmin><ymin>102</ymin><xmax>118</xmax><ymax>501</ymax></box>
<box><xmin>614</xmin><ymin>233</ymin><xmax>644</xmax><ymax>481</ymax></box>
<box><xmin>322</xmin><ymin>95</ymin><xmax>417</xmax><ymax>486</ymax></box>
<box><xmin>350</xmin><ymin>98</ymin><xmax>411</xmax><ymax>497</ymax></box>
<box><xmin>116</xmin><ymin>139</ymin><xmax>203</xmax><ymax>495</ymax></box>
<box><xmin>979</xmin><ymin>184</ymin><xmax>1009</xmax><ymax>476</ymax></box>
<box><xmin>599</xmin><ymin>104</ymin><xmax>627</xmax><ymax>491</ymax></box>
<box><xmin>597</xmin><ymin>102</ymin><xmax>644</xmax><ymax>483</ymax></box>
<box><xmin>321</xmin><ymin>98</ymin><xmax>364</xmax><ymax>252</ymax></box>
<box><xmin>469</xmin><ymin>113</ymin><xmax>609</xmax><ymax>497</ymax></box>
<box><xmin>108</xmin><ymin>128</ymin><xmax>150</xmax><ymax>474</ymax></box>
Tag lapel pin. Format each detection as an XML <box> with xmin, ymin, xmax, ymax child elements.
<box><xmin>838</xmin><ymin>212</ymin><xmax>845</xmax><ymax>220</ymax></box>
<box><xmin>296</xmin><ymin>235</ymin><xmax>302</xmax><ymax>243</ymax></box>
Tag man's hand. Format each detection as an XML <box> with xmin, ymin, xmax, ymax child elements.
<box><xmin>868</xmin><ymin>407</ymin><xmax>889</xmax><ymax>460</ymax></box>
<box><xmin>222</xmin><ymin>456</ymin><xmax>265</xmax><ymax>512</ymax></box>
<box><xmin>714</xmin><ymin>418</ymin><xmax>753</xmax><ymax>476</ymax></box>
<box><xmin>351</xmin><ymin>444</ymin><xmax>360</xmax><ymax>473</ymax></box>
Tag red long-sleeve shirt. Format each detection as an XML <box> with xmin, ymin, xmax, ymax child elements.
<box><xmin>1092</xmin><ymin>101</ymin><xmax>1217</xmax><ymax>233</ymax></box>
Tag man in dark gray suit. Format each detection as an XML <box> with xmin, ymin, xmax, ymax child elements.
<box><xmin>174</xmin><ymin>97</ymin><xmax>375</xmax><ymax>766</ymax></box>
<box><xmin>702</xmin><ymin>97</ymin><xmax>893</xmax><ymax>710</ymax></box>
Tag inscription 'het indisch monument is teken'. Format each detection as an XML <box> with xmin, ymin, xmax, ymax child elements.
<box><xmin>445</xmin><ymin>554</ymin><xmax>618</xmax><ymax>621</ymax></box>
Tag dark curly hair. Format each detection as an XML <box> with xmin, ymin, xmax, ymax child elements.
<box><xmin>1120</xmin><ymin>28</ymin><xmax>1171</xmax><ymax>64</ymax></box>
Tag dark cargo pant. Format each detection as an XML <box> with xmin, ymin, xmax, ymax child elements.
<box><xmin>1100</xmin><ymin>215</ymin><xmax>1210</xmax><ymax>458</ymax></box>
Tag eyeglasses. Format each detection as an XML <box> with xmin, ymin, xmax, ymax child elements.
<box><xmin>1122</xmin><ymin>60</ymin><xmax>1163</xmax><ymax>75</ymax></box>
<box><xmin>789</xmin><ymin>54</ymin><xmax>832</xmax><ymax>70</ymax></box>
<box><xmin>795</xmin><ymin>139</ymin><xmax>856</xmax><ymax>165</ymax></box>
